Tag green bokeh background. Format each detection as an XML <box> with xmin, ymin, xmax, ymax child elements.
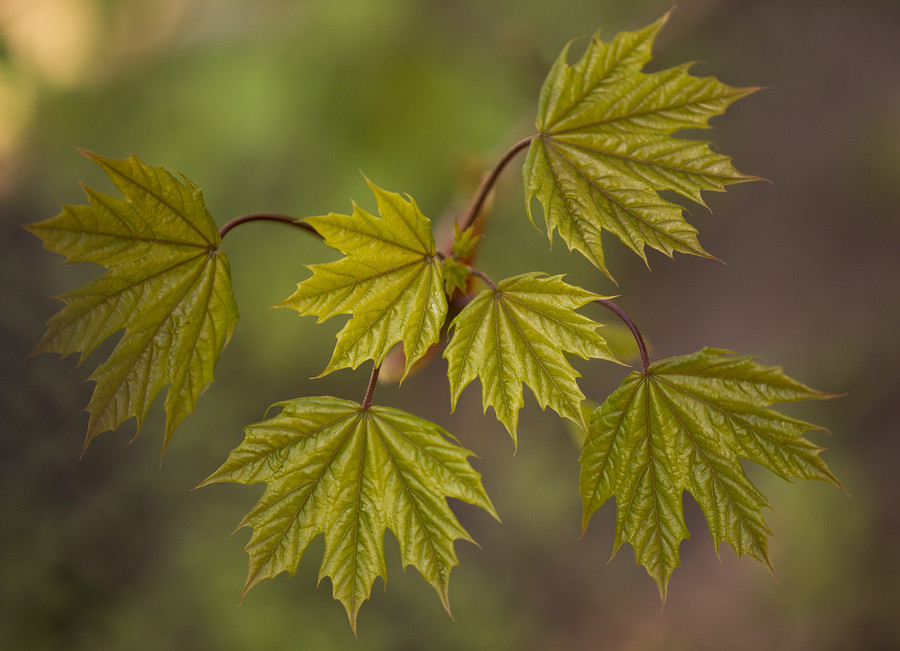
<box><xmin>2</xmin><ymin>1</ymin><xmax>898</xmax><ymax>649</ymax></box>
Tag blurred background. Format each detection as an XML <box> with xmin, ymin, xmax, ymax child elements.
<box><xmin>2</xmin><ymin>0</ymin><xmax>898</xmax><ymax>649</ymax></box>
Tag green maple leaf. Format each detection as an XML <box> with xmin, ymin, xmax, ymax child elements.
<box><xmin>441</xmin><ymin>257</ymin><xmax>471</xmax><ymax>297</ymax></box>
<box><xmin>278</xmin><ymin>179</ymin><xmax>447</xmax><ymax>380</ymax></box>
<box><xmin>450</xmin><ymin>222</ymin><xmax>482</xmax><ymax>260</ymax></box>
<box><xmin>580</xmin><ymin>347</ymin><xmax>841</xmax><ymax>600</ymax></box>
<box><xmin>200</xmin><ymin>396</ymin><xmax>498</xmax><ymax>633</ymax></box>
<box><xmin>25</xmin><ymin>150</ymin><xmax>238</xmax><ymax>454</ymax></box>
<box><xmin>444</xmin><ymin>272</ymin><xmax>618</xmax><ymax>445</ymax></box>
<box><xmin>524</xmin><ymin>12</ymin><xmax>759</xmax><ymax>280</ymax></box>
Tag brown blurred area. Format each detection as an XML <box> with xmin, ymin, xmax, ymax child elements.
<box><xmin>2</xmin><ymin>1</ymin><xmax>898</xmax><ymax>649</ymax></box>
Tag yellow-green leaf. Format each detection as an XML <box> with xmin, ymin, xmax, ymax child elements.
<box><xmin>444</xmin><ymin>272</ymin><xmax>619</xmax><ymax>446</ymax></box>
<box><xmin>524</xmin><ymin>12</ymin><xmax>759</xmax><ymax>280</ymax></box>
<box><xmin>441</xmin><ymin>257</ymin><xmax>471</xmax><ymax>297</ymax></box>
<box><xmin>25</xmin><ymin>150</ymin><xmax>238</xmax><ymax>454</ymax></box>
<box><xmin>450</xmin><ymin>221</ymin><xmax>482</xmax><ymax>260</ymax></box>
<box><xmin>580</xmin><ymin>348</ymin><xmax>841</xmax><ymax>601</ymax></box>
<box><xmin>278</xmin><ymin>179</ymin><xmax>446</xmax><ymax>380</ymax></box>
<box><xmin>200</xmin><ymin>397</ymin><xmax>498</xmax><ymax>633</ymax></box>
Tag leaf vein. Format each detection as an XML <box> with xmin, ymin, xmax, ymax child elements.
<box><xmin>98</xmin><ymin>160</ymin><xmax>213</xmax><ymax>246</ymax></box>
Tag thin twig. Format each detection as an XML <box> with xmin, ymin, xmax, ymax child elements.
<box><xmin>362</xmin><ymin>364</ymin><xmax>380</xmax><ymax>411</ymax></box>
<box><xmin>218</xmin><ymin>213</ymin><xmax>321</xmax><ymax>240</ymax></box>
<box><xmin>466</xmin><ymin>265</ymin><xmax>497</xmax><ymax>291</ymax></box>
<box><xmin>597</xmin><ymin>299</ymin><xmax>650</xmax><ymax>374</ymax></box>
<box><xmin>457</xmin><ymin>135</ymin><xmax>535</xmax><ymax>235</ymax></box>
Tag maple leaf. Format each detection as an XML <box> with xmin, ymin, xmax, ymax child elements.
<box><xmin>441</xmin><ymin>257</ymin><xmax>471</xmax><ymax>297</ymax></box>
<box><xmin>450</xmin><ymin>222</ymin><xmax>482</xmax><ymax>260</ymax></box>
<box><xmin>523</xmin><ymin>11</ymin><xmax>759</xmax><ymax>280</ymax></box>
<box><xmin>580</xmin><ymin>347</ymin><xmax>841</xmax><ymax>600</ymax></box>
<box><xmin>25</xmin><ymin>150</ymin><xmax>238</xmax><ymax>454</ymax></box>
<box><xmin>278</xmin><ymin>179</ymin><xmax>447</xmax><ymax>380</ymax></box>
<box><xmin>200</xmin><ymin>396</ymin><xmax>498</xmax><ymax>633</ymax></box>
<box><xmin>444</xmin><ymin>272</ymin><xmax>618</xmax><ymax>445</ymax></box>
<box><xmin>439</xmin><ymin>222</ymin><xmax>483</xmax><ymax>298</ymax></box>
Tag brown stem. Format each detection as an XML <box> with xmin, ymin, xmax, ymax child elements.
<box><xmin>218</xmin><ymin>213</ymin><xmax>321</xmax><ymax>241</ymax></box>
<box><xmin>597</xmin><ymin>299</ymin><xmax>650</xmax><ymax>374</ymax></box>
<box><xmin>456</xmin><ymin>135</ymin><xmax>535</xmax><ymax>236</ymax></box>
<box><xmin>362</xmin><ymin>364</ymin><xmax>380</xmax><ymax>411</ymax></box>
<box><xmin>466</xmin><ymin>265</ymin><xmax>497</xmax><ymax>291</ymax></box>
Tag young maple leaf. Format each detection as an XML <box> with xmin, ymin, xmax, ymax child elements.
<box><xmin>278</xmin><ymin>179</ymin><xmax>447</xmax><ymax>380</ymax></box>
<box><xmin>450</xmin><ymin>221</ymin><xmax>482</xmax><ymax>260</ymax></box>
<box><xmin>444</xmin><ymin>272</ymin><xmax>619</xmax><ymax>446</ymax></box>
<box><xmin>523</xmin><ymin>11</ymin><xmax>760</xmax><ymax>280</ymax></box>
<box><xmin>25</xmin><ymin>150</ymin><xmax>238</xmax><ymax>454</ymax></box>
<box><xmin>199</xmin><ymin>397</ymin><xmax>498</xmax><ymax>633</ymax></box>
<box><xmin>441</xmin><ymin>257</ymin><xmax>472</xmax><ymax>297</ymax></box>
<box><xmin>580</xmin><ymin>348</ymin><xmax>842</xmax><ymax>600</ymax></box>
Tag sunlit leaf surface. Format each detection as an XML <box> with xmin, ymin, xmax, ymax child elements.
<box><xmin>524</xmin><ymin>12</ymin><xmax>758</xmax><ymax>280</ymax></box>
<box><xmin>580</xmin><ymin>348</ymin><xmax>841</xmax><ymax>599</ymax></box>
<box><xmin>278</xmin><ymin>179</ymin><xmax>446</xmax><ymax>380</ymax></box>
<box><xmin>445</xmin><ymin>272</ymin><xmax>618</xmax><ymax>445</ymax></box>
<box><xmin>201</xmin><ymin>397</ymin><xmax>498</xmax><ymax>632</ymax></box>
<box><xmin>26</xmin><ymin>150</ymin><xmax>238</xmax><ymax>453</ymax></box>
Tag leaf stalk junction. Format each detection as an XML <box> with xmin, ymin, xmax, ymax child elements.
<box><xmin>597</xmin><ymin>299</ymin><xmax>650</xmax><ymax>373</ymax></box>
